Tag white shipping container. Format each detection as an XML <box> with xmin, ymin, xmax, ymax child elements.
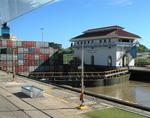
<box><xmin>17</xmin><ymin>41</ymin><xmax>22</xmax><ymax>47</ymax></box>
<box><xmin>13</xmin><ymin>41</ymin><xmax>17</xmax><ymax>47</ymax></box>
<box><xmin>34</xmin><ymin>55</ymin><xmax>39</xmax><ymax>60</ymax></box>
<box><xmin>2</xmin><ymin>40</ymin><xmax>7</xmax><ymax>47</ymax></box>
<box><xmin>14</xmin><ymin>55</ymin><xmax>17</xmax><ymax>60</ymax></box>
<box><xmin>18</xmin><ymin>48</ymin><xmax>24</xmax><ymax>53</ymax></box>
<box><xmin>18</xmin><ymin>60</ymin><xmax>24</xmax><ymax>65</ymax></box>
<box><xmin>24</xmin><ymin>48</ymin><xmax>28</xmax><ymax>53</ymax></box>
<box><xmin>44</xmin><ymin>49</ymin><xmax>48</xmax><ymax>54</ymax></box>
<box><xmin>44</xmin><ymin>42</ymin><xmax>49</xmax><ymax>47</ymax></box>
<box><xmin>29</xmin><ymin>66</ymin><xmax>35</xmax><ymax>72</ymax></box>
<box><xmin>45</xmin><ymin>48</ymin><xmax>53</xmax><ymax>54</ymax></box>
<box><xmin>0</xmin><ymin>54</ymin><xmax>7</xmax><ymax>60</ymax></box>
<box><xmin>36</xmin><ymin>42</ymin><xmax>41</xmax><ymax>48</ymax></box>
<box><xmin>40</xmin><ymin>42</ymin><xmax>45</xmax><ymax>47</ymax></box>
<box><xmin>40</xmin><ymin>48</ymin><xmax>45</xmax><ymax>54</ymax></box>
<box><xmin>7</xmin><ymin>54</ymin><xmax>13</xmax><ymax>60</ymax></box>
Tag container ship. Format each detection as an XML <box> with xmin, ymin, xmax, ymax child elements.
<box><xmin>0</xmin><ymin>37</ymin><xmax>59</xmax><ymax>76</ymax></box>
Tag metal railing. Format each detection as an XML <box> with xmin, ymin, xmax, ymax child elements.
<box><xmin>73</xmin><ymin>42</ymin><xmax>132</xmax><ymax>48</ymax></box>
<box><xmin>29</xmin><ymin>68</ymin><xmax>129</xmax><ymax>79</ymax></box>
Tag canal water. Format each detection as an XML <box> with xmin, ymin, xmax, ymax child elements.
<box><xmin>86</xmin><ymin>81</ymin><xmax>150</xmax><ymax>107</ymax></box>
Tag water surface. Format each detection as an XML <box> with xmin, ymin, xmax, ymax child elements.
<box><xmin>86</xmin><ymin>81</ymin><xmax>150</xmax><ymax>107</ymax></box>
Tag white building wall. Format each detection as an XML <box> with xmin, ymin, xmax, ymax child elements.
<box><xmin>73</xmin><ymin>38</ymin><xmax>136</xmax><ymax>67</ymax></box>
<box><xmin>116</xmin><ymin>47</ymin><xmax>135</xmax><ymax>67</ymax></box>
<box><xmin>129</xmin><ymin>59</ymin><xmax>134</xmax><ymax>66</ymax></box>
<box><xmin>93</xmin><ymin>47</ymin><xmax>116</xmax><ymax>66</ymax></box>
<box><xmin>116</xmin><ymin>47</ymin><xmax>124</xmax><ymax>67</ymax></box>
<box><xmin>74</xmin><ymin>46</ymin><xmax>117</xmax><ymax>67</ymax></box>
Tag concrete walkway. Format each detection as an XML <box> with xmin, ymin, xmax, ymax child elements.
<box><xmin>0</xmin><ymin>71</ymin><xmax>150</xmax><ymax>118</ymax></box>
<box><xmin>0</xmin><ymin>71</ymin><xmax>109</xmax><ymax>118</ymax></box>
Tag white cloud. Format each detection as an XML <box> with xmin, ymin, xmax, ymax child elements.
<box><xmin>111</xmin><ymin>0</ymin><xmax>133</xmax><ymax>6</ymax></box>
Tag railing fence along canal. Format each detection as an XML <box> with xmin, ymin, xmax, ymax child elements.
<box><xmin>29</xmin><ymin>68</ymin><xmax>129</xmax><ymax>80</ymax></box>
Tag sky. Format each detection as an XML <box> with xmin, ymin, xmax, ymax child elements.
<box><xmin>8</xmin><ymin>0</ymin><xmax>150</xmax><ymax>48</ymax></box>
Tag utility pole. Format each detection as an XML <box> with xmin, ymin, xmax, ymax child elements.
<box><xmin>80</xmin><ymin>43</ymin><xmax>85</xmax><ymax>107</ymax></box>
<box><xmin>77</xmin><ymin>42</ymin><xmax>88</xmax><ymax>110</ymax></box>
<box><xmin>12</xmin><ymin>48</ymin><xmax>15</xmax><ymax>81</ymax></box>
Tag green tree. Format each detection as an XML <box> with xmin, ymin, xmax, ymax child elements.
<box><xmin>137</xmin><ymin>44</ymin><xmax>148</xmax><ymax>53</ymax></box>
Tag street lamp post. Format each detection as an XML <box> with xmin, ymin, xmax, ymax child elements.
<box><xmin>80</xmin><ymin>43</ymin><xmax>84</xmax><ymax>106</ymax></box>
<box><xmin>40</xmin><ymin>27</ymin><xmax>44</xmax><ymax>42</ymax></box>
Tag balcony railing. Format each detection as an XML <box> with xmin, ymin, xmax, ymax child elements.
<box><xmin>73</xmin><ymin>42</ymin><xmax>132</xmax><ymax>48</ymax></box>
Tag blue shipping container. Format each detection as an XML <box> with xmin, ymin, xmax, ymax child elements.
<box><xmin>39</xmin><ymin>60</ymin><xmax>44</xmax><ymax>65</ymax></box>
<box><xmin>17</xmin><ymin>54</ymin><xmax>24</xmax><ymax>60</ymax></box>
<box><xmin>28</xmin><ymin>48</ymin><xmax>35</xmax><ymax>54</ymax></box>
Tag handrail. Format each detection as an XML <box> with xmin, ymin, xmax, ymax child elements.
<box><xmin>29</xmin><ymin>68</ymin><xmax>129</xmax><ymax>79</ymax></box>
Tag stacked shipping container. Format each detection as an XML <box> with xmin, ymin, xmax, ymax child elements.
<box><xmin>0</xmin><ymin>39</ymin><xmax>57</xmax><ymax>76</ymax></box>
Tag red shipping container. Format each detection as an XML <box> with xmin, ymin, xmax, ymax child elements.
<box><xmin>39</xmin><ymin>55</ymin><xmax>44</xmax><ymax>60</ymax></box>
<box><xmin>44</xmin><ymin>54</ymin><xmax>49</xmax><ymax>60</ymax></box>
<box><xmin>28</xmin><ymin>54</ymin><xmax>34</xmax><ymax>60</ymax></box>
<box><xmin>22</xmin><ymin>41</ymin><xmax>36</xmax><ymax>47</ymax></box>
<box><xmin>7</xmin><ymin>40</ymin><xmax>13</xmax><ymax>47</ymax></box>
<box><xmin>16</xmin><ymin>65</ymin><xmax>27</xmax><ymax>72</ymax></box>
<box><xmin>28</xmin><ymin>60</ymin><xmax>38</xmax><ymax>66</ymax></box>
<box><xmin>0</xmin><ymin>61</ymin><xmax>7</xmax><ymax>66</ymax></box>
<box><xmin>35</xmin><ymin>48</ymin><xmax>40</xmax><ymax>54</ymax></box>
<box><xmin>24</xmin><ymin>60</ymin><xmax>28</xmax><ymax>65</ymax></box>
<box><xmin>35</xmin><ymin>60</ymin><xmax>38</xmax><ymax>65</ymax></box>
<box><xmin>32</xmin><ymin>41</ymin><xmax>36</xmax><ymax>47</ymax></box>
<box><xmin>15</xmin><ymin>48</ymin><xmax>18</xmax><ymax>54</ymax></box>
<box><xmin>24</xmin><ymin>54</ymin><xmax>29</xmax><ymax>60</ymax></box>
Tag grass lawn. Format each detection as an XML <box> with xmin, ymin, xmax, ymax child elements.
<box><xmin>83</xmin><ymin>107</ymin><xmax>147</xmax><ymax>118</ymax></box>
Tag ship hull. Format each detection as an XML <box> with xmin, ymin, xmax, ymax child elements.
<box><xmin>48</xmin><ymin>74</ymin><xmax>130</xmax><ymax>87</ymax></box>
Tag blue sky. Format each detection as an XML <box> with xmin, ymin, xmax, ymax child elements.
<box><xmin>9</xmin><ymin>0</ymin><xmax>150</xmax><ymax>48</ymax></box>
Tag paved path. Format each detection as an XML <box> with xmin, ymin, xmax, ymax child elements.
<box><xmin>0</xmin><ymin>71</ymin><xmax>109</xmax><ymax>118</ymax></box>
<box><xmin>0</xmin><ymin>71</ymin><xmax>150</xmax><ymax>118</ymax></box>
<box><xmin>0</xmin><ymin>94</ymin><xmax>31</xmax><ymax>118</ymax></box>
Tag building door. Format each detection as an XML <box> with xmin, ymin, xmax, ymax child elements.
<box><xmin>91</xmin><ymin>55</ymin><xmax>94</xmax><ymax>65</ymax></box>
<box><xmin>122</xmin><ymin>55</ymin><xmax>129</xmax><ymax>67</ymax></box>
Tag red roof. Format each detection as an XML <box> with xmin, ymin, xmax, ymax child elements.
<box><xmin>72</xmin><ymin>25</ymin><xmax>141</xmax><ymax>40</ymax></box>
<box><xmin>84</xmin><ymin>25</ymin><xmax>124</xmax><ymax>33</ymax></box>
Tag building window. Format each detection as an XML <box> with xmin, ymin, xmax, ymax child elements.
<box><xmin>91</xmin><ymin>55</ymin><xmax>94</xmax><ymax>65</ymax></box>
<box><xmin>91</xmin><ymin>40</ymin><xmax>94</xmax><ymax>43</ymax></box>
<box><xmin>108</xmin><ymin>39</ymin><xmax>111</xmax><ymax>43</ymax></box>
<box><xmin>84</xmin><ymin>41</ymin><xmax>86</xmax><ymax>44</ymax></box>
<box><xmin>77</xmin><ymin>41</ymin><xmax>79</xmax><ymax>44</ymax></box>
<box><xmin>88</xmin><ymin>41</ymin><xmax>90</xmax><ymax>44</ymax></box>
<box><xmin>80</xmin><ymin>41</ymin><xmax>82</xmax><ymax>44</ymax></box>
<box><xmin>104</xmin><ymin>39</ymin><xmax>106</xmax><ymax>43</ymax></box>
<box><xmin>99</xmin><ymin>40</ymin><xmax>102</xmax><ymax>43</ymax></box>
<box><xmin>108</xmin><ymin>56</ymin><xmax>112</xmax><ymax>66</ymax></box>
